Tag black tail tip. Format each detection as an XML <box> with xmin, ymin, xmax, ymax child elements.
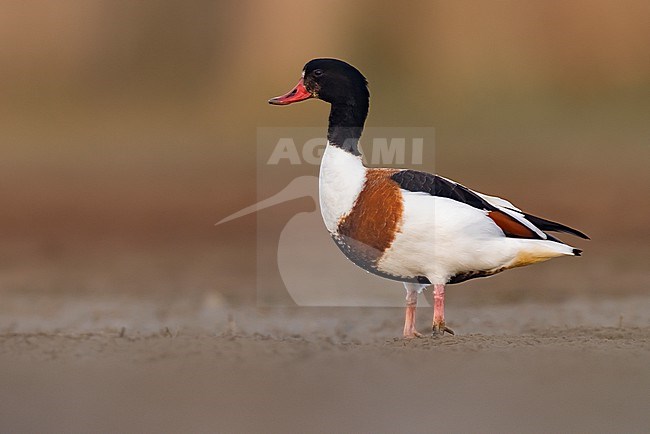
<box><xmin>573</xmin><ymin>248</ymin><xmax>583</xmax><ymax>256</ymax></box>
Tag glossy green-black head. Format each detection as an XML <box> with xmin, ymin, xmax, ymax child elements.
<box><xmin>269</xmin><ymin>58</ymin><xmax>369</xmax><ymax>107</ymax></box>
<box><xmin>269</xmin><ymin>59</ymin><xmax>370</xmax><ymax>155</ymax></box>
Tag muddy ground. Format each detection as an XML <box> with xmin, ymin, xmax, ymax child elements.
<box><xmin>1</xmin><ymin>290</ymin><xmax>649</xmax><ymax>433</ymax></box>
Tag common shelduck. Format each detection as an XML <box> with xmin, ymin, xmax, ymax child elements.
<box><xmin>269</xmin><ymin>58</ymin><xmax>588</xmax><ymax>338</ymax></box>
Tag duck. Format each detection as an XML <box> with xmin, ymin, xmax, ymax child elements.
<box><xmin>268</xmin><ymin>58</ymin><xmax>588</xmax><ymax>338</ymax></box>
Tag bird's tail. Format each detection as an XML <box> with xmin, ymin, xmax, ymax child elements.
<box><xmin>507</xmin><ymin>239</ymin><xmax>580</xmax><ymax>269</ymax></box>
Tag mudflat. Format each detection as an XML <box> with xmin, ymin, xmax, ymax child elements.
<box><xmin>1</xmin><ymin>294</ymin><xmax>648</xmax><ymax>433</ymax></box>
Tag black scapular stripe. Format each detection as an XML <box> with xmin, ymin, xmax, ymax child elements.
<box><xmin>391</xmin><ymin>170</ymin><xmax>497</xmax><ymax>211</ymax></box>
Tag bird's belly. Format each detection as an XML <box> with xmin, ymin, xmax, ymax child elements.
<box><xmin>330</xmin><ymin>232</ymin><xmax>429</xmax><ymax>283</ymax></box>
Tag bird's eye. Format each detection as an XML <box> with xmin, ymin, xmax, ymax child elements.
<box><xmin>313</xmin><ymin>69</ymin><xmax>323</xmax><ymax>77</ymax></box>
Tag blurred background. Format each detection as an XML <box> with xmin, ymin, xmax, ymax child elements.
<box><xmin>1</xmin><ymin>0</ymin><xmax>648</xmax><ymax>311</ymax></box>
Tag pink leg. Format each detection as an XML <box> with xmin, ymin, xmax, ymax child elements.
<box><xmin>432</xmin><ymin>283</ymin><xmax>454</xmax><ymax>336</ymax></box>
<box><xmin>403</xmin><ymin>283</ymin><xmax>423</xmax><ymax>338</ymax></box>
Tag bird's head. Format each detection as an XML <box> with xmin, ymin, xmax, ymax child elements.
<box><xmin>269</xmin><ymin>58</ymin><xmax>369</xmax><ymax>107</ymax></box>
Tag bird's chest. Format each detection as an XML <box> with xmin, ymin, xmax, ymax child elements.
<box><xmin>319</xmin><ymin>149</ymin><xmax>421</xmax><ymax>282</ymax></box>
<box><xmin>318</xmin><ymin>145</ymin><xmax>366</xmax><ymax>233</ymax></box>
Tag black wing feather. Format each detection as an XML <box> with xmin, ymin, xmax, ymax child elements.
<box><xmin>390</xmin><ymin>170</ymin><xmax>497</xmax><ymax>211</ymax></box>
<box><xmin>519</xmin><ymin>212</ymin><xmax>590</xmax><ymax>240</ymax></box>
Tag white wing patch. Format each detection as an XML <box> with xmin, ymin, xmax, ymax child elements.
<box><xmin>439</xmin><ymin>175</ymin><xmax>547</xmax><ymax>239</ymax></box>
<box><xmin>475</xmin><ymin>192</ymin><xmax>521</xmax><ymax>211</ymax></box>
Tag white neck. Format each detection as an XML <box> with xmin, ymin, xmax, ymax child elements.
<box><xmin>318</xmin><ymin>144</ymin><xmax>367</xmax><ymax>232</ymax></box>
